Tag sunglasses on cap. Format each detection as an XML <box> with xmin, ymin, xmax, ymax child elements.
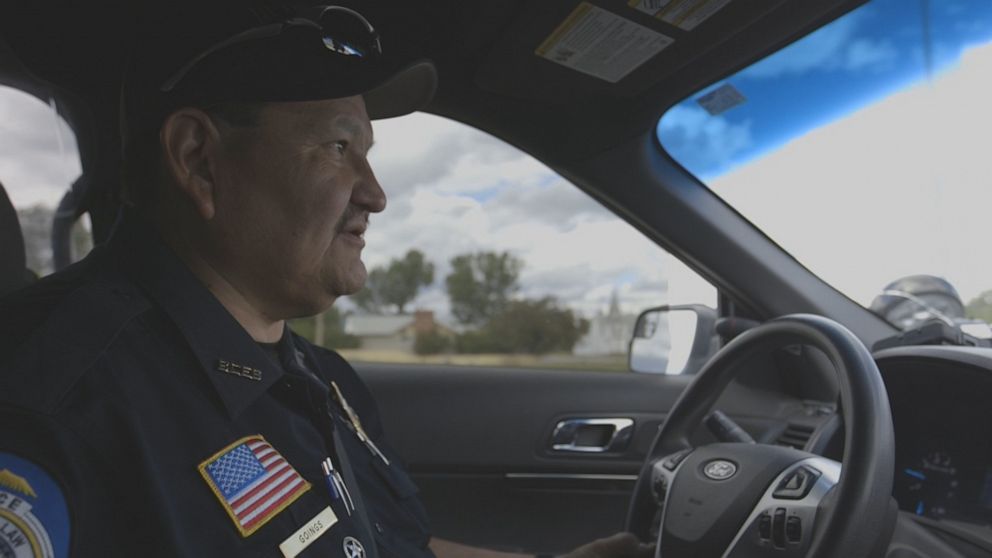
<box><xmin>160</xmin><ymin>5</ymin><xmax>382</xmax><ymax>93</ymax></box>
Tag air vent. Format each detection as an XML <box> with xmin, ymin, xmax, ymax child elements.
<box><xmin>777</xmin><ymin>423</ymin><xmax>815</xmax><ymax>450</ymax></box>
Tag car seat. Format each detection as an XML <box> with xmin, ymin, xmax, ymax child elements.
<box><xmin>0</xmin><ymin>180</ymin><xmax>29</xmax><ymax>296</ymax></box>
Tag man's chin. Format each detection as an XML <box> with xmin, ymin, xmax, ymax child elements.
<box><xmin>327</xmin><ymin>265</ymin><xmax>368</xmax><ymax>298</ymax></box>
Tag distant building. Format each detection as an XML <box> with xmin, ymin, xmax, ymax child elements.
<box><xmin>344</xmin><ymin>310</ymin><xmax>452</xmax><ymax>353</ymax></box>
<box><xmin>574</xmin><ymin>291</ymin><xmax>638</xmax><ymax>356</ymax></box>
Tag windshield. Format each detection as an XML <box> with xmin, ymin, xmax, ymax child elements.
<box><xmin>658</xmin><ymin>0</ymin><xmax>992</xmax><ymax>330</ymax></box>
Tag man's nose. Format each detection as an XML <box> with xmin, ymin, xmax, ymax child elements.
<box><xmin>353</xmin><ymin>157</ymin><xmax>386</xmax><ymax>213</ymax></box>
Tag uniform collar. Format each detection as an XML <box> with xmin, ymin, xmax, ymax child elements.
<box><xmin>109</xmin><ymin>210</ymin><xmax>286</xmax><ymax>420</ymax></box>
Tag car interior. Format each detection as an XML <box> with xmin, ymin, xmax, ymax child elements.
<box><xmin>2</xmin><ymin>0</ymin><xmax>992</xmax><ymax>556</ymax></box>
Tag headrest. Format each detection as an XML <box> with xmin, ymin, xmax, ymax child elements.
<box><xmin>0</xmin><ymin>181</ymin><xmax>27</xmax><ymax>297</ymax></box>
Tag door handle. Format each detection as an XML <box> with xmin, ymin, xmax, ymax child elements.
<box><xmin>550</xmin><ymin>418</ymin><xmax>634</xmax><ymax>453</ymax></box>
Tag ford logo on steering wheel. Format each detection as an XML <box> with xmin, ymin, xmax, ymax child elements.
<box><xmin>703</xmin><ymin>459</ymin><xmax>738</xmax><ymax>480</ymax></box>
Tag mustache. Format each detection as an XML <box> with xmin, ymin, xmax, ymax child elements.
<box><xmin>335</xmin><ymin>205</ymin><xmax>369</xmax><ymax>234</ymax></box>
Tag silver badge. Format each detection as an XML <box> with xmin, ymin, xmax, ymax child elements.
<box><xmin>343</xmin><ymin>536</ymin><xmax>366</xmax><ymax>558</ymax></box>
<box><xmin>703</xmin><ymin>459</ymin><xmax>738</xmax><ymax>480</ymax></box>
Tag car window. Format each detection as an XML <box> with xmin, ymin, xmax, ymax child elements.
<box><xmin>0</xmin><ymin>85</ymin><xmax>89</xmax><ymax>275</ymax></box>
<box><xmin>657</xmin><ymin>0</ymin><xmax>992</xmax><ymax>331</ymax></box>
<box><xmin>0</xmin><ymin>84</ymin><xmax>717</xmax><ymax>372</ymax></box>
<box><xmin>291</xmin><ymin>113</ymin><xmax>717</xmax><ymax>373</ymax></box>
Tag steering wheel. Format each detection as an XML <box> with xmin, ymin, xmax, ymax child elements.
<box><xmin>626</xmin><ymin>314</ymin><xmax>896</xmax><ymax>557</ymax></box>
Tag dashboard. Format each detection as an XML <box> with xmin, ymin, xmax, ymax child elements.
<box><xmin>875</xmin><ymin>346</ymin><xmax>992</xmax><ymax>552</ymax></box>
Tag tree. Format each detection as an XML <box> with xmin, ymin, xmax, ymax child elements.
<box><xmin>352</xmin><ymin>268</ymin><xmax>388</xmax><ymax>313</ymax></box>
<box><xmin>454</xmin><ymin>297</ymin><xmax>590</xmax><ymax>355</ymax></box>
<box><xmin>445</xmin><ymin>251</ymin><xmax>523</xmax><ymax>325</ymax></box>
<box><xmin>289</xmin><ymin>307</ymin><xmax>360</xmax><ymax>349</ymax></box>
<box><xmin>966</xmin><ymin>290</ymin><xmax>992</xmax><ymax>323</ymax></box>
<box><xmin>414</xmin><ymin>330</ymin><xmax>451</xmax><ymax>355</ymax></box>
<box><xmin>484</xmin><ymin>297</ymin><xmax>590</xmax><ymax>354</ymax></box>
<box><xmin>383</xmin><ymin>250</ymin><xmax>434</xmax><ymax>314</ymax></box>
<box><xmin>352</xmin><ymin>250</ymin><xmax>434</xmax><ymax>314</ymax></box>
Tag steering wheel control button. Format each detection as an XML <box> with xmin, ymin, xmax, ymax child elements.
<box><xmin>651</xmin><ymin>473</ymin><xmax>669</xmax><ymax>503</ymax></box>
<box><xmin>772</xmin><ymin>508</ymin><xmax>787</xmax><ymax>549</ymax></box>
<box><xmin>757</xmin><ymin>511</ymin><xmax>772</xmax><ymax>541</ymax></box>
<box><xmin>786</xmin><ymin>516</ymin><xmax>802</xmax><ymax>543</ymax></box>
<box><xmin>773</xmin><ymin>465</ymin><xmax>821</xmax><ymax>499</ymax></box>
<box><xmin>661</xmin><ymin>448</ymin><xmax>692</xmax><ymax>471</ymax></box>
<box><xmin>702</xmin><ymin>459</ymin><xmax>738</xmax><ymax>481</ymax></box>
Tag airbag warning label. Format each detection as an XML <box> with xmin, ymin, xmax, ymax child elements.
<box><xmin>536</xmin><ymin>2</ymin><xmax>674</xmax><ymax>83</ymax></box>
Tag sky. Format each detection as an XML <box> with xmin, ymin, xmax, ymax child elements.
<box><xmin>708</xmin><ymin>41</ymin><xmax>992</xmax><ymax>306</ymax></box>
<box><xmin>0</xmin><ymin>87</ymin><xmax>81</xmax><ymax>208</ymax></box>
<box><xmin>2</xmin><ymin>0</ymin><xmax>991</xmax><ymax>322</ymax></box>
<box><xmin>660</xmin><ymin>0</ymin><xmax>992</xmax><ymax>180</ymax></box>
<box><xmin>659</xmin><ymin>0</ymin><xmax>992</xmax><ymax>306</ymax></box>
<box><xmin>360</xmin><ymin>113</ymin><xmax>712</xmax><ymax>320</ymax></box>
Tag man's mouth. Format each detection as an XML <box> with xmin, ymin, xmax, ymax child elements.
<box><xmin>344</xmin><ymin>222</ymin><xmax>366</xmax><ymax>238</ymax></box>
<box><xmin>336</xmin><ymin>206</ymin><xmax>370</xmax><ymax>247</ymax></box>
<box><xmin>338</xmin><ymin>218</ymin><xmax>368</xmax><ymax>246</ymax></box>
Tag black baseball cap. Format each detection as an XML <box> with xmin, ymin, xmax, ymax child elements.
<box><xmin>121</xmin><ymin>2</ymin><xmax>436</xmax><ymax>143</ymax></box>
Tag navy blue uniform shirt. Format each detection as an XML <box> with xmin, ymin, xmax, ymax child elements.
<box><xmin>0</xmin><ymin>212</ymin><xmax>434</xmax><ymax>557</ymax></box>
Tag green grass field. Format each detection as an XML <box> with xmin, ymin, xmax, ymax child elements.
<box><xmin>337</xmin><ymin>349</ymin><xmax>630</xmax><ymax>372</ymax></box>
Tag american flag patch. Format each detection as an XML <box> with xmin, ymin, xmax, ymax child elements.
<box><xmin>198</xmin><ymin>435</ymin><xmax>311</xmax><ymax>537</ymax></box>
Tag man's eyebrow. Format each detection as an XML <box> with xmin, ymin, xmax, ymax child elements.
<box><xmin>331</xmin><ymin>116</ymin><xmax>375</xmax><ymax>150</ymax></box>
<box><xmin>334</xmin><ymin>117</ymin><xmax>370</xmax><ymax>137</ymax></box>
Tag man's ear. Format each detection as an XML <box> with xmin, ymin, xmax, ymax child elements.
<box><xmin>160</xmin><ymin>109</ymin><xmax>222</xmax><ymax>220</ymax></box>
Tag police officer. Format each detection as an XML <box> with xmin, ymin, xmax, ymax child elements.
<box><xmin>0</xmin><ymin>3</ymin><xmax>653</xmax><ymax>557</ymax></box>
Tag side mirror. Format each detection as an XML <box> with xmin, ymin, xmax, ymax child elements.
<box><xmin>628</xmin><ymin>304</ymin><xmax>718</xmax><ymax>375</ymax></box>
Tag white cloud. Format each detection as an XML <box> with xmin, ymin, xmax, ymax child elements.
<box><xmin>712</xmin><ymin>42</ymin><xmax>992</xmax><ymax>305</ymax></box>
<box><xmin>370</xmin><ymin>113</ymin><xmax>533</xmax><ymax>198</ymax></box>
<box><xmin>487</xmin><ymin>177</ymin><xmax>616</xmax><ymax>231</ymax></box>
<box><xmin>356</xmin><ymin>115</ymin><xmax>718</xmax><ymax>321</ymax></box>
<box><xmin>657</xmin><ymin>104</ymin><xmax>753</xmax><ymax>178</ymax></box>
<box><xmin>844</xmin><ymin>38</ymin><xmax>898</xmax><ymax>71</ymax></box>
<box><xmin>355</xmin><ymin>181</ymin><xmax>687</xmax><ymax>320</ymax></box>
<box><xmin>737</xmin><ymin>11</ymin><xmax>897</xmax><ymax>79</ymax></box>
<box><xmin>740</xmin><ymin>16</ymin><xmax>859</xmax><ymax>79</ymax></box>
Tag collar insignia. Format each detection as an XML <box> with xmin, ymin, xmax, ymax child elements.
<box><xmin>198</xmin><ymin>435</ymin><xmax>311</xmax><ymax>537</ymax></box>
<box><xmin>217</xmin><ymin>359</ymin><xmax>263</xmax><ymax>381</ymax></box>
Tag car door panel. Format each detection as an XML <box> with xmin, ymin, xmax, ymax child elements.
<box><xmin>357</xmin><ymin>363</ymin><xmax>793</xmax><ymax>552</ymax></box>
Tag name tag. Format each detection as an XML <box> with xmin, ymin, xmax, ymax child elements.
<box><xmin>279</xmin><ymin>507</ymin><xmax>338</xmax><ymax>558</ymax></box>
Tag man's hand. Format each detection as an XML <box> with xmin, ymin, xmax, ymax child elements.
<box><xmin>559</xmin><ymin>532</ymin><xmax>655</xmax><ymax>558</ymax></box>
<box><xmin>430</xmin><ymin>532</ymin><xmax>654</xmax><ymax>558</ymax></box>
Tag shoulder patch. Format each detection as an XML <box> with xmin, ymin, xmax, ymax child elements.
<box><xmin>198</xmin><ymin>435</ymin><xmax>311</xmax><ymax>537</ymax></box>
<box><xmin>0</xmin><ymin>452</ymin><xmax>70</xmax><ymax>558</ymax></box>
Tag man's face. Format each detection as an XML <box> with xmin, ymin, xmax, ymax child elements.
<box><xmin>206</xmin><ymin>95</ymin><xmax>384</xmax><ymax>318</ymax></box>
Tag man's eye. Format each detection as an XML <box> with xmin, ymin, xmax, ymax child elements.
<box><xmin>332</xmin><ymin>141</ymin><xmax>348</xmax><ymax>154</ymax></box>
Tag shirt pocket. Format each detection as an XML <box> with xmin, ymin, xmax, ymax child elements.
<box><xmin>369</xmin><ymin>458</ymin><xmax>434</xmax><ymax>557</ymax></box>
<box><xmin>251</xmin><ymin>488</ymin><xmax>367</xmax><ymax>558</ymax></box>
